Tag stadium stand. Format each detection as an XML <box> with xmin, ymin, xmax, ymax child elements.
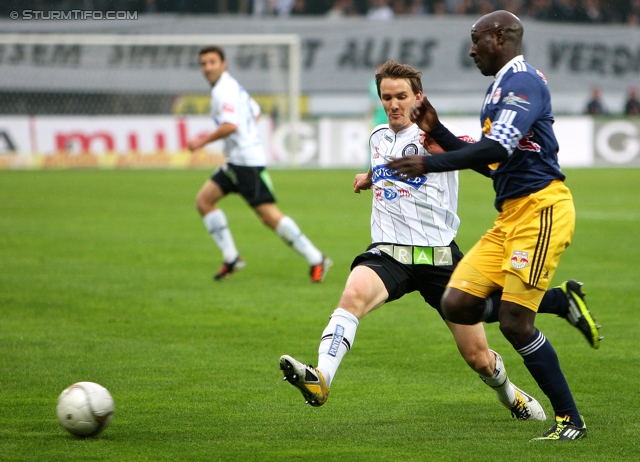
<box><xmin>0</xmin><ymin>0</ymin><xmax>637</xmax><ymax>24</ymax></box>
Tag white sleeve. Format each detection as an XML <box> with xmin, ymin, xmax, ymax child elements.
<box><xmin>249</xmin><ymin>98</ymin><xmax>262</xmax><ymax>119</ymax></box>
<box><xmin>212</xmin><ymin>84</ymin><xmax>240</xmax><ymax>126</ymax></box>
<box><xmin>441</xmin><ymin>121</ymin><xmax>477</xmax><ymax>143</ymax></box>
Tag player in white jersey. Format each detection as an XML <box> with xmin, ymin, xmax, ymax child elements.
<box><xmin>279</xmin><ymin>61</ymin><xmax>546</xmax><ymax>420</ymax></box>
<box><xmin>188</xmin><ymin>46</ymin><xmax>331</xmax><ymax>282</ymax></box>
<box><xmin>368</xmin><ymin>120</ymin><xmax>463</xmax><ymax>247</ymax></box>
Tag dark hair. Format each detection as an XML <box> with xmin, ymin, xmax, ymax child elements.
<box><xmin>198</xmin><ymin>45</ymin><xmax>225</xmax><ymax>61</ymax></box>
<box><xmin>374</xmin><ymin>61</ymin><xmax>423</xmax><ymax>98</ymax></box>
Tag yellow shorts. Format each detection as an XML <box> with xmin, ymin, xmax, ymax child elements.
<box><xmin>448</xmin><ymin>180</ymin><xmax>575</xmax><ymax>312</ymax></box>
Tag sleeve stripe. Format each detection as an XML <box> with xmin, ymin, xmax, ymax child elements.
<box><xmin>497</xmin><ymin>109</ymin><xmax>517</xmax><ymax>125</ymax></box>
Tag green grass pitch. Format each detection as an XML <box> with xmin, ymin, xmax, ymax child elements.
<box><xmin>0</xmin><ymin>168</ymin><xmax>638</xmax><ymax>461</ymax></box>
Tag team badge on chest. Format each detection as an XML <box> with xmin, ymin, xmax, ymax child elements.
<box><xmin>491</xmin><ymin>87</ymin><xmax>502</xmax><ymax>105</ymax></box>
<box><xmin>402</xmin><ymin>143</ymin><xmax>418</xmax><ymax>157</ymax></box>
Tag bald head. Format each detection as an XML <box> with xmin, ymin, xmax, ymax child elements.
<box><xmin>472</xmin><ymin>10</ymin><xmax>523</xmax><ymax>48</ymax></box>
<box><xmin>469</xmin><ymin>10</ymin><xmax>524</xmax><ymax>76</ymax></box>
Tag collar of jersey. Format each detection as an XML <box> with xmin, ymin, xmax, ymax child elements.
<box><xmin>493</xmin><ymin>55</ymin><xmax>525</xmax><ymax>84</ymax></box>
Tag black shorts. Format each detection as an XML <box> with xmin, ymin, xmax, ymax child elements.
<box><xmin>351</xmin><ymin>242</ymin><xmax>464</xmax><ymax>319</ymax></box>
<box><xmin>211</xmin><ymin>163</ymin><xmax>276</xmax><ymax>207</ymax></box>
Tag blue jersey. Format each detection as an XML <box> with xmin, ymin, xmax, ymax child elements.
<box><xmin>481</xmin><ymin>56</ymin><xmax>565</xmax><ymax>209</ymax></box>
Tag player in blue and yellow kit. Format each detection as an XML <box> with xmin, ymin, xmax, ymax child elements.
<box><xmin>387</xmin><ymin>10</ymin><xmax>599</xmax><ymax>441</ymax></box>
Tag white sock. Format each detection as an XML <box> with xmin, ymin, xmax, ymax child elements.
<box><xmin>479</xmin><ymin>350</ymin><xmax>516</xmax><ymax>407</ymax></box>
<box><xmin>275</xmin><ymin>216</ymin><xmax>323</xmax><ymax>266</ymax></box>
<box><xmin>317</xmin><ymin>308</ymin><xmax>359</xmax><ymax>387</ymax></box>
<box><xmin>203</xmin><ymin>210</ymin><xmax>238</xmax><ymax>263</ymax></box>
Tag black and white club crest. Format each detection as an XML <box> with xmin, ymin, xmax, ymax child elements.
<box><xmin>402</xmin><ymin>143</ymin><xmax>418</xmax><ymax>157</ymax></box>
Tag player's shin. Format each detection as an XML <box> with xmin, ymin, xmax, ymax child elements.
<box><xmin>516</xmin><ymin>329</ymin><xmax>583</xmax><ymax>427</ymax></box>
<box><xmin>203</xmin><ymin>209</ymin><xmax>239</xmax><ymax>262</ymax></box>
<box><xmin>479</xmin><ymin>350</ymin><xmax>516</xmax><ymax>407</ymax></box>
<box><xmin>275</xmin><ymin>216</ymin><xmax>323</xmax><ymax>265</ymax></box>
<box><xmin>317</xmin><ymin>308</ymin><xmax>359</xmax><ymax>387</ymax></box>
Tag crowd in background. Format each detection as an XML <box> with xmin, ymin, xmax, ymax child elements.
<box><xmin>2</xmin><ymin>0</ymin><xmax>639</xmax><ymax>25</ymax></box>
<box><xmin>585</xmin><ymin>86</ymin><xmax>640</xmax><ymax>116</ymax></box>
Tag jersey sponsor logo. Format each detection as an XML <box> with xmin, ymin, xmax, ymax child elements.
<box><xmin>492</xmin><ymin>87</ymin><xmax>502</xmax><ymax>105</ymax></box>
<box><xmin>374</xmin><ymin>183</ymin><xmax>408</xmax><ymax>203</ymax></box>
<box><xmin>536</xmin><ymin>69</ymin><xmax>548</xmax><ymax>84</ymax></box>
<box><xmin>510</xmin><ymin>250</ymin><xmax>530</xmax><ymax>270</ymax></box>
<box><xmin>414</xmin><ymin>248</ymin><xmax>433</xmax><ymax>264</ymax></box>
<box><xmin>402</xmin><ymin>143</ymin><xmax>419</xmax><ymax>157</ymax></box>
<box><xmin>328</xmin><ymin>325</ymin><xmax>345</xmax><ymax>357</ymax></box>
<box><xmin>502</xmin><ymin>92</ymin><xmax>530</xmax><ymax>111</ymax></box>
<box><xmin>517</xmin><ymin>130</ymin><xmax>541</xmax><ymax>152</ymax></box>
<box><xmin>382</xmin><ymin>185</ymin><xmax>400</xmax><ymax>203</ymax></box>
<box><xmin>372</xmin><ymin>165</ymin><xmax>427</xmax><ymax>189</ymax></box>
<box><xmin>222</xmin><ymin>102</ymin><xmax>235</xmax><ymax>113</ymax></box>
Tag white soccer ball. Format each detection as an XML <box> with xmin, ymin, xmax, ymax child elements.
<box><xmin>56</xmin><ymin>382</ymin><xmax>114</xmax><ymax>437</ymax></box>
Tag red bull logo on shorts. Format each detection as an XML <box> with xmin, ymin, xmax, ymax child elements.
<box><xmin>510</xmin><ymin>250</ymin><xmax>530</xmax><ymax>270</ymax></box>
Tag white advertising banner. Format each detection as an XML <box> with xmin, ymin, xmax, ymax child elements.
<box><xmin>594</xmin><ymin>119</ymin><xmax>640</xmax><ymax>166</ymax></box>
<box><xmin>0</xmin><ymin>114</ymin><xmax>636</xmax><ymax>169</ymax></box>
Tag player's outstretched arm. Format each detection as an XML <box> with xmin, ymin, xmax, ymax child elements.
<box><xmin>187</xmin><ymin>123</ymin><xmax>237</xmax><ymax>151</ymax></box>
<box><xmin>387</xmin><ymin>137</ymin><xmax>508</xmax><ymax>178</ymax></box>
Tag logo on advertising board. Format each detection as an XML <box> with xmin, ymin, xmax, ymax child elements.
<box><xmin>594</xmin><ymin>119</ymin><xmax>640</xmax><ymax>166</ymax></box>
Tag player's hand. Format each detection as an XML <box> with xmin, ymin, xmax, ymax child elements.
<box><xmin>386</xmin><ymin>156</ymin><xmax>426</xmax><ymax>179</ymax></box>
<box><xmin>187</xmin><ymin>138</ymin><xmax>205</xmax><ymax>152</ymax></box>
<box><xmin>420</xmin><ymin>131</ymin><xmax>445</xmax><ymax>154</ymax></box>
<box><xmin>410</xmin><ymin>96</ymin><xmax>440</xmax><ymax>133</ymax></box>
<box><xmin>354</xmin><ymin>173</ymin><xmax>372</xmax><ymax>193</ymax></box>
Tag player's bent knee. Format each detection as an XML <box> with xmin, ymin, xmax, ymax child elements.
<box><xmin>499</xmin><ymin>318</ymin><xmax>536</xmax><ymax>345</ymax></box>
<box><xmin>442</xmin><ymin>290</ymin><xmax>483</xmax><ymax>325</ymax></box>
<box><xmin>337</xmin><ymin>287</ymin><xmax>369</xmax><ymax>318</ymax></box>
<box><xmin>195</xmin><ymin>196</ymin><xmax>213</xmax><ymax>216</ymax></box>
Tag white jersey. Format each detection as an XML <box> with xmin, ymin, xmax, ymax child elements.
<box><xmin>369</xmin><ymin>122</ymin><xmax>471</xmax><ymax>247</ymax></box>
<box><xmin>210</xmin><ymin>71</ymin><xmax>265</xmax><ymax>166</ymax></box>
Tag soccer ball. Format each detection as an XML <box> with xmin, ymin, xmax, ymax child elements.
<box><xmin>56</xmin><ymin>382</ymin><xmax>114</xmax><ymax>437</ymax></box>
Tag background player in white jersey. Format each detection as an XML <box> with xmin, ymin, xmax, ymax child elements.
<box><xmin>188</xmin><ymin>46</ymin><xmax>331</xmax><ymax>282</ymax></box>
<box><xmin>279</xmin><ymin>61</ymin><xmax>546</xmax><ymax>420</ymax></box>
